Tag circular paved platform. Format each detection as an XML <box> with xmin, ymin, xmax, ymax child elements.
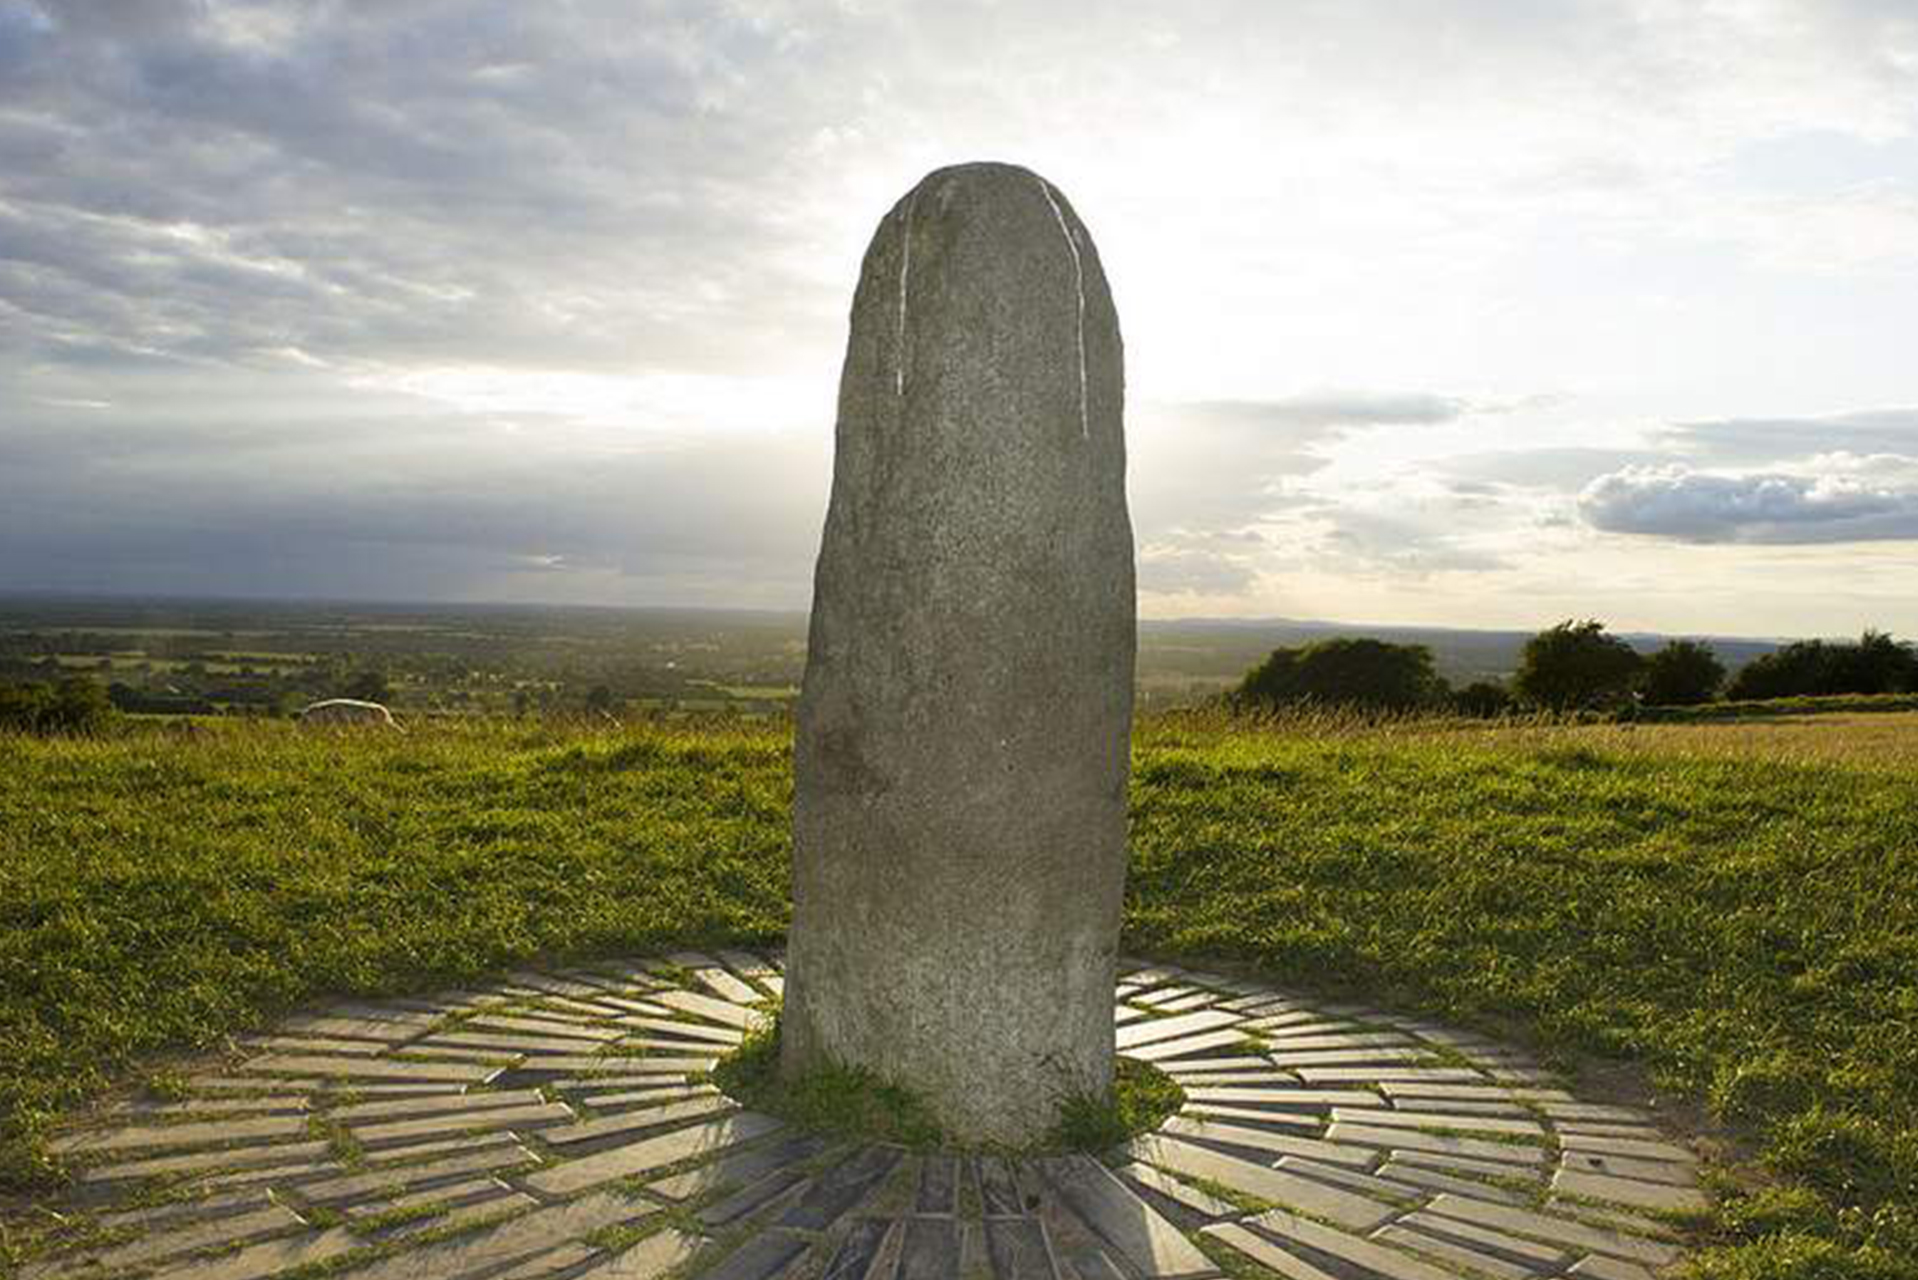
<box><xmin>22</xmin><ymin>953</ymin><xmax>1700</xmax><ymax>1280</ymax></box>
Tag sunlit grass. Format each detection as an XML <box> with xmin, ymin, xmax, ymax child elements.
<box><xmin>2</xmin><ymin>710</ymin><xmax>1915</xmax><ymax>1278</ymax></box>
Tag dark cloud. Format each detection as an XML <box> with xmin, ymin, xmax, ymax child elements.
<box><xmin>1579</xmin><ymin>462</ymin><xmax>1918</xmax><ymax>543</ymax></box>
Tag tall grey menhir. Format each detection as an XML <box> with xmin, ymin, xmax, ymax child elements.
<box><xmin>783</xmin><ymin>162</ymin><xmax>1135</xmax><ymax>1143</ymax></box>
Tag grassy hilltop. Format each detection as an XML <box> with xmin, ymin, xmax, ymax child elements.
<box><xmin>2</xmin><ymin>710</ymin><xmax>1915</xmax><ymax>1278</ymax></box>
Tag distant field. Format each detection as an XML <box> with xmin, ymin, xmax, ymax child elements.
<box><xmin>2</xmin><ymin>712</ymin><xmax>1914</xmax><ymax>1278</ymax></box>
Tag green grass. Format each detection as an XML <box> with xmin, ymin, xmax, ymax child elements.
<box><xmin>710</xmin><ymin>1016</ymin><xmax>946</xmax><ymax>1149</ymax></box>
<box><xmin>2</xmin><ymin>712</ymin><xmax>1916</xmax><ymax>1278</ymax></box>
<box><xmin>1047</xmin><ymin>1057</ymin><xmax>1185</xmax><ymax>1153</ymax></box>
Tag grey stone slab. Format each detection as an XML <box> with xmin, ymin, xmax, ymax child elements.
<box><xmin>145</xmin><ymin>1225</ymin><xmax>360</xmax><ymax>1280</ymax></box>
<box><xmin>918</xmin><ymin>1154</ymin><xmax>961</xmax><ymax>1215</ymax></box>
<box><xmin>300</xmin><ymin>1141</ymin><xmax>538</xmax><ymax>1207</ymax></box>
<box><xmin>893</xmin><ymin>1219</ymin><xmax>958</xmax><ymax>1280</ymax></box>
<box><xmin>238</xmin><ymin>1055</ymin><xmax>499</xmax><ymax>1083</ymax></box>
<box><xmin>1555</xmin><ymin>1122</ymin><xmax>1669</xmax><ymax>1139</ymax></box>
<box><xmin>32</xmin><ymin>1203</ymin><xmax>304</xmax><ymax>1276</ymax></box>
<box><xmin>521</xmin><ymin>1111</ymin><xmax>782</xmax><ymax>1197</ymax></box>
<box><xmin>1370</xmin><ymin>1225</ymin><xmax>1538</xmax><ymax>1280</ymax></box>
<box><xmin>1548</xmin><ymin>1202</ymin><xmax>1682</xmax><ymax>1242</ymax></box>
<box><xmin>467</xmin><ymin>1015</ymin><xmax>622</xmax><ymax>1041</ymax></box>
<box><xmin>329</xmin><ymin>1088</ymin><xmax>547</xmax><ymax>1122</ymax></box>
<box><xmin>1160</xmin><ymin>1071</ymin><xmax>1297</xmax><ymax>1087</ymax></box>
<box><xmin>199</xmin><ymin>1157</ymin><xmax>343</xmax><ymax>1190</ymax></box>
<box><xmin>987</xmin><ymin>1219</ymin><xmax>1057</xmax><ymax>1280</ymax></box>
<box><xmin>1159</xmin><ymin>1115</ymin><xmax>1376</xmax><ymax>1168</ymax></box>
<box><xmin>1125</xmin><ymin>1136</ymin><xmax>1398</xmax><ymax>1230</ymax></box>
<box><xmin>1035</xmin><ymin>1156</ymin><xmax>1216</xmax><ymax>1280</ymax></box>
<box><xmin>333</xmin><ymin>1187</ymin><xmax>662</xmax><ymax>1280</ymax></box>
<box><xmin>1329</xmin><ymin>1107</ymin><xmax>1545</xmax><ymax>1137</ymax></box>
<box><xmin>1135</xmin><ymin>986</ymin><xmax>1203</xmax><ymax>1008</ymax></box>
<box><xmin>717</xmin><ymin>949</ymin><xmax>778</xmax><ymax>978</ymax></box>
<box><xmin>129</xmin><ymin>1096</ymin><xmax>312</xmax><ymax>1119</ymax></box>
<box><xmin>1196</xmin><ymin>1222</ymin><xmax>1337</xmax><ymax>1280</ymax></box>
<box><xmin>415</xmin><ymin>1030</ymin><xmax>591</xmax><ymax>1056</ymax></box>
<box><xmin>1237</xmin><ymin>1207</ymin><xmax>1463</xmax><ymax>1280</ymax></box>
<box><xmin>380</xmin><ymin>1190</ymin><xmax>539</xmax><ymax>1241</ymax></box>
<box><xmin>698</xmin><ymin>1168</ymin><xmax>808</xmax><ymax>1227</ymax></box>
<box><xmin>646</xmin><ymin>1134</ymin><xmax>832</xmax><ymax>1202</ymax></box>
<box><xmin>1113</xmin><ymin>1006</ymin><xmax>1151</xmax><ymax>1026</ymax></box>
<box><xmin>1377</xmin><ymin>1160</ymin><xmax>1530</xmax><ymax>1206</ymax></box>
<box><xmin>495</xmin><ymin>1243</ymin><xmax>601</xmax><ymax>1280</ymax></box>
<box><xmin>1421</xmin><ymin>1195</ymin><xmax>1681</xmax><ymax>1266</ymax></box>
<box><xmin>1557</xmin><ymin>1133</ymin><xmax>1694</xmax><ymax>1164</ymax></box>
<box><xmin>1259</xmin><ymin>1033</ymin><xmax>1411</xmax><ymax>1053</ymax></box>
<box><xmin>615</xmin><ymin>1015</ymin><xmax>745</xmax><ymax>1045</ymax></box>
<box><xmin>1182</xmin><ymin>1087</ymin><xmax>1382</xmax><ymax>1111</ymax></box>
<box><xmin>350</xmin><ymin>1101</ymin><xmax>575</xmax><ymax>1147</ymax></box>
<box><xmin>1552</xmin><ymin>1169</ymin><xmax>1708</xmax><ymax>1213</ymax></box>
<box><xmin>1114</xmin><ymin>1162</ymin><xmax>1234</xmax><ymax>1221</ymax></box>
<box><xmin>94</xmin><ymin>1186</ymin><xmax>271</xmax><ymax>1232</ymax></box>
<box><xmin>1326</xmin><ymin>1122</ymin><xmax>1547</xmax><ymax>1166</ymax></box>
<box><xmin>1151</xmin><ymin>992</ymin><xmax>1221</xmax><ymax>1015</ymax></box>
<box><xmin>1158</xmin><ymin>1057</ymin><xmax>1272</xmax><ymax>1077</ymax></box>
<box><xmin>1177</xmin><ymin>1104</ymin><xmax>1320</xmax><ymax>1132</ymax></box>
<box><xmin>50</xmin><ymin>1112</ymin><xmax>310</xmax><ymax>1156</ymax></box>
<box><xmin>1267</xmin><ymin>1158</ymin><xmax>1424</xmax><ymax>1209</ymax></box>
<box><xmin>977</xmin><ymin>1157</ymin><xmax>1033</xmax><ymax>1217</ymax></box>
<box><xmin>343</xmin><ymin>1174</ymin><xmax>507</xmax><ymax>1219</ymax></box>
<box><xmin>823</xmin><ymin>1217</ymin><xmax>896</xmax><ymax>1280</ymax></box>
<box><xmin>542</xmin><ymin>1095</ymin><xmax>734</xmax><ymax>1146</ymax></box>
<box><xmin>1297</xmin><ymin>1066</ymin><xmax>1486</xmax><ymax>1084</ymax></box>
<box><xmin>242</xmin><ymin>1036</ymin><xmax>389</xmax><ymax>1057</ymax></box>
<box><xmin>1265</xmin><ymin>1048</ymin><xmax>1433</xmax><ymax>1069</ymax></box>
<box><xmin>590</xmin><ymin>1083</ymin><xmax>721</xmax><ymax>1111</ymax></box>
<box><xmin>553</xmin><ymin>1073</ymin><xmax>706</xmax><ymax>1091</ymax></box>
<box><xmin>1390</xmin><ymin>1097</ymin><xmax>1533</xmax><ymax>1117</ymax></box>
<box><xmin>649</xmin><ymin>988</ymin><xmax>767</xmax><ymax>1030</ymax></box>
<box><xmin>1123</xmin><ymin>1030</ymin><xmax>1251</xmax><ymax>1063</ymax></box>
<box><xmin>1560</xmin><ymin>1150</ymin><xmax>1699</xmax><ymax>1186</ymax></box>
<box><xmin>507</xmin><ymin>971</ymin><xmax>621</xmax><ymax>1001</ymax></box>
<box><xmin>1539</xmin><ymin>1102</ymin><xmax>1654</xmax><ymax>1123</ymax></box>
<box><xmin>1391</xmin><ymin>1148</ymin><xmax>1549</xmax><ymax>1180</ymax></box>
<box><xmin>79</xmin><ymin>1138</ymin><xmax>332</xmax><ymax>1184</ymax></box>
<box><xmin>1244</xmin><ymin>1011</ymin><xmax>1338</xmax><ymax>1032</ymax></box>
<box><xmin>1382</xmin><ymin>1083</ymin><xmax>1572</xmax><ymax>1102</ymax></box>
<box><xmin>692</xmin><ymin>967</ymin><xmax>765</xmax><ymax>1006</ymax></box>
<box><xmin>1568</xmin><ymin>1256</ymin><xmax>1658</xmax><ymax>1279</ymax></box>
<box><xmin>701</xmin><ymin>1229</ymin><xmax>811</xmax><ymax>1280</ymax></box>
<box><xmin>778</xmin><ymin>1146</ymin><xmax>902</xmax><ymax>1230</ymax></box>
<box><xmin>1393</xmin><ymin>1210</ymin><xmax>1570</xmax><ymax>1269</ymax></box>
<box><xmin>521</xmin><ymin>1054</ymin><xmax>719</xmax><ymax>1075</ymax></box>
<box><xmin>1114</xmin><ymin>1011</ymin><xmax>1240</xmax><ymax>1051</ymax></box>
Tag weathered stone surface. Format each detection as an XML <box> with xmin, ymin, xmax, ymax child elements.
<box><xmin>1036</xmin><ymin>1157</ymin><xmax>1216</xmax><ymax>1280</ymax></box>
<box><xmin>519</xmin><ymin>1112</ymin><xmax>781</xmax><ymax>1197</ymax></box>
<box><xmin>1126</xmin><ymin>1137</ymin><xmax>1398</xmax><ymax>1230</ymax></box>
<box><xmin>783</xmin><ymin>162</ymin><xmax>1134</xmax><ymax>1144</ymax></box>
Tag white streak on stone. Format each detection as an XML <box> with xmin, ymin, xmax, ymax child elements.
<box><xmin>1036</xmin><ymin>178</ymin><xmax>1089</xmax><ymax>439</ymax></box>
<box><xmin>895</xmin><ymin>189</ymin><xmax>920</xmax><ymax>398</ymax></box>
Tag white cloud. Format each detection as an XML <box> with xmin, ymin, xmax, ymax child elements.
<box><xmin>1579</xmin><ymin>460</ymin><xmax>1918</xmax><ymax>543</ymax></box>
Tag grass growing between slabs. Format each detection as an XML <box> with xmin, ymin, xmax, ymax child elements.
<box><xmin>2</xmin><ymin>709</ymin><xmax>1916</xmax><ymax>1278</ymax></box>
<box><xmin>708</xmin><ymin>1012</ymin><xmax>1183</xmax><ymax>1153</ymax></box>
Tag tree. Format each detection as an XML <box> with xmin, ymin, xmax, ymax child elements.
<box><xmin>345</xmin><ymin>668</ymin><xmax>390</xmax><ymax>702</ymax></box>
<box><xmin>1236</xmin><ymin>637</ymin><xmax>1446</xmax><ymax>712</ymax></box>
<box><xmin>1513</xmin><ymin>620</ymin><xmax>1641</xmax><ymax>710</ymax></box>
<box><xmin>1639</xmin><ymin>639</ymin><xmax>1725</xmax><ymax>706</ymax></box>
<box><xmin>1453</xmin><ymin>680</ymin><xmax>1514</xmax><ymax>718</ymax></box>
<box><xmin>0</xmin><ymin>676</ymin><xmax>114</xmax><ymax>735</ymax></box>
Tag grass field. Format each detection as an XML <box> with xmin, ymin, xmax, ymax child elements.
<box><xmin>2</xmin><ymin>711</ymin><xmax>1915</xmax><ymax>1278</ymax></box>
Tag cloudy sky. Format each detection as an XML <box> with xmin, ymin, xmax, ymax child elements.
<box><xmin>3</xmin><ymin>0</ymin><xmax>1916</xmax><ymax>636</ymax></box>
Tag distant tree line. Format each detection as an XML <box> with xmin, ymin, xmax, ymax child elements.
<box><xmin>0</xmin><ymin>676</ymin><xmax>115</xmax><ymax>735</ymax></box>
<box><xmin>1232</xmin><ymin>622</ymin><xmax>1918</xmax><ymax>717</ymax></box>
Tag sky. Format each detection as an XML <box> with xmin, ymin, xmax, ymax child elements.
<box><xmin>2</xmin><ymin>0</ymin><xmax>1916</xmax><ymax>637</ymax></box>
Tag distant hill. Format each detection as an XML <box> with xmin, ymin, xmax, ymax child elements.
<box><xmin>0</xmin><ymin>593</ymin><xmax>1791</xmax><ymax>711</ymax></box>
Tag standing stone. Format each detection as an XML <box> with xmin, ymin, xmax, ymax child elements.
<box><xmin>782</xmin><ymin>162</ymin><xmax>1135</xmax><ymax>1144</ymax></box>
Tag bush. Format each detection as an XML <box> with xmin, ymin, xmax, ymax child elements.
<box><xmin>1235</xmin><ymin>637</ymin><xmax>1446</xmax><ymax>713</ymax></box>
<box><xmin>1641</xmin><ymin>639</ymin><xmax>1726</xmax><ymax>706</ymax></box>
<box><xmin>0</xmin><ymin>677</ymin><xmax>115</xmax><ymax>736</ymax></box>
<box><xmin>1452</xmin><ymin>680</ymin><xmax>1514</xmax><ymax>718</ymax></box>
<box><xmin>1513</xmin><ymin>620</ymin><xmax>1641</xmax><ymax>710</ymax></box>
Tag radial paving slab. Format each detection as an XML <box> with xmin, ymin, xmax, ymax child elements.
<box><xmin>22</xmin><ymin>955</ymin><xmax>1702</xmax><ymax>1280</ymax></box>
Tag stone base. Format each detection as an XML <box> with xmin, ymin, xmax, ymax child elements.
<box><xmin>16</xmin><ymin>952</ymin><xmax>1699</xmax><ymax>1280</ymax></box>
